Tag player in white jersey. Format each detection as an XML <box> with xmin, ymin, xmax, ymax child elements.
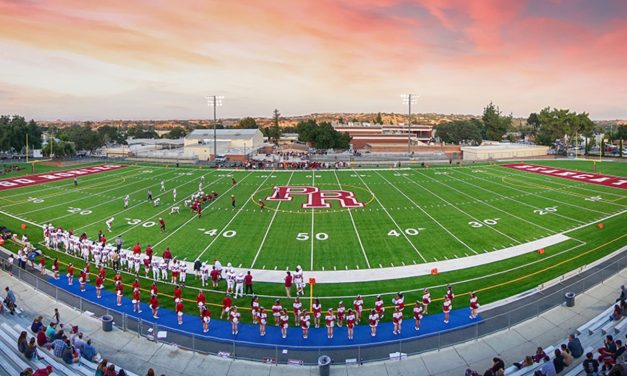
<box><xmin>180</xmin><ymin>262</ymin><xmax>188</xmax><ymax>284</ymax></box>
<box><xmin>92</xmin><ymin>247</ymin><xmax>101</xmax><ymax>266</ymax></box>
<box><xmin>293</xmin><ymin>265</ymin><xmax>304</xmax><ymax>296</ymax></box>
<box><xmin>151</xmin><ymin>258</ymin><xmax>160</xmax><ymax>280</ymax></box>
<box><xmin>200</xmin><ymin>263</ymin><xmax>209</xmax><ymax>287</ymax></box>
<box><xmin>172</xmin><ymin>189</ymin><xmax>177</xmax><ymax>202</ymax></box>
<box><xmin>133</xmin><ymin>253</ymin><xmax>141</xmax><ymax>274</ymax></box>
<box><xmin>226</xmin><ymin>267</ymin><xmax>235</xmax><ymax>295</ymax></box>
<box><xmin>124</xmin><ymin>195</ymin><xmax>129</xmax><ymax>208</ymax></box>
<box><xmin>198</xmin><ymin>182</ymin><xmax>203</xmax><ymax>192</ymax></box>
<box><xmin>119</xmin><ymin>249</ymin><xmax>128</xmax><ymax>270</ymax></box>
<box><xmin>234</xmin><ymin>273</ymin><xmax>244</xmax><ymax>299</ymax></box>
<box><xmin>160</xmin><ymin>259</ymin><xmax>168</xmax><ymax>280</ymax></box>
<box><xmin>105</xmin><ymin>217</ymin><xmax>114</xmax><ymax>232</ymax></box>
<box><xmin>81</xmin><ymin>243</ymin><xmax>90</xmax><ymax>261</ymax></box>
<box><xmin>160</xmin><ymin>180</ymin><xmax>165</xmax><ymax>192</ymax></box>
<box><xmin>101</xmin><ymin>246</ymin><xmax>111</xmax><ymax>266</ymax></box>
<box><xmin>127</xmin><ymin>250</ymin><xmax>134</xmax><ymax>271</ymax></box>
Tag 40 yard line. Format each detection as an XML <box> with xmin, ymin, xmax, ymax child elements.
<box><xmin>333</xmin><ymin>170</ymin><xmax>370</xmax><ymax>268</ymax></box>
<box><xmin>250</xmin><ymin>171</ymin><xmax>295</xmax><ymax>268</ymax></box>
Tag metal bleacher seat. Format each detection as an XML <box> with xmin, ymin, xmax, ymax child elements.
<box><xmin>601</xmin><ymin>317</ymin><xmax>623</xmax><ymax>335</ymax></box>
<box><xmin>0</xmin><ymin>322</ymin><xmax>51</xmax><ymax>374</ymax></box>
<box><xmin>614</xmin><ymin>316</ymin><xmax>627</xmax><ymax>334</ymax></box>
<box><xmin>577</xmin><ymin>306</ymin><xmax>614</xmax><ymax>335</ymax></box>
<box><xmin>505</xmin><ymin>346</ymin><xmax>555</xmax><ymax>376</ymax></box>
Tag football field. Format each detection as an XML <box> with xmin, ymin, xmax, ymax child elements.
<box><xmin>1</xmin><ymin>160</ymin><xmax>625</xmax><ymax>276</ymax></box>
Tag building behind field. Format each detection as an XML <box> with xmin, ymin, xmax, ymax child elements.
<box><xmin>462</xmin><ymin>143</ymin><xmax>549</xmax><ymax>161</ymax></box>
<box><xmin>183</xmin><ymin>129</ymin><xmax>265</xmax><ymax>161</ymax></box>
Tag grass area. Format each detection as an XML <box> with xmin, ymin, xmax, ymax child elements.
<box><xmin>0</xmin><ymin>159</ymin><xmax>625</xmax><ymax>324</ymax></box>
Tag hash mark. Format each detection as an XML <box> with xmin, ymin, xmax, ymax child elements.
<box><xmin>378</xmin><ymin>264</ymin><xmax>383</xmax><ymax>268</ymax></box>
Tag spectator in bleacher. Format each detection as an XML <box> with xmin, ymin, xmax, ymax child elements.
<box><xmin>146</xmin><ymin>368</ymin><xmax>155</xmax><ymax>376</ymax></box>
<box><xmin>105</xmin><ymin>363</ymin><xmax>117</xmax><ymax>376</ymax></box>
<box><xmin>489</xmin><ymin>357</ymin><xmax>505</xmax><ymax>375</ymax></box>
<box><xmin>617</xmin><ymin>285</ymin><xmax>626</xmax><ymax>311</ymax></box>
<box><xmin>533</xmin><ymin>346</ymin><xmax>548</xmax><ymax>363</ymax></box>
<box><xmin>52</xmin><ymin>328</ymin><xmax>65</xmax><ymax>341</ymax></box>
<box><xmin>609</xmin><ymin>363</ymin><xmax>627</xmax><ymax>376</ymax></box>
<box><xmin>553</xmin><ymin>349</ymin><xmax>566</xmax><ymax>373</ymax></box>
<box><xmin>19</xmin><ymin>367</ymin><xmax>33</xmax><ymax>376</ymax></box>
<box><xmin>24</xmin><ymin>337</ymin><xmax>42</xmax><ymax>361</ymax></box>
<box><xmin>44</xmin><ymin>322</ymin><xmax>56</xmax><ymax>341</ymax></box>
<box><xmin>61</xmin><ymin>340</ymin><xmax>79</xmax><ymax>364</ymax></box>
<box><xmin>611</xmin><ymin>304</ymin><xmax>623</xmax><ymax>321</ymax></box>
<box><xmin>30</xmin><ymin>316</ymin><xmax>44</xmax><ymax>334</ymax></box>
<box><xmin>568</xmin><ymin>334</ymin><xmax>585</xmax><ymax>359</ymax></box>
<box><xmin>4</xmin><ymin>286</ymin><xmax>17</xmax><ymax>314</ymax></box>
<box><xmin>51</xmin><ymin>337</ymin><xmax>68</xmax><ymax>357</ymax></box>
<box><xmin>599</xmin><ymin>335</ymin><xmax>618</xmax><ymax>364</ymax></box>
<box><xmin>560</xmin><ymin>344</ymin><xmax>573</xmax><ymax>366</ymax></box>
<box><xmin>540</xmin><ymin>355</ymin><xmax>557</xmax><ymax>376</ymax></box>
<box><xmin>18</xmin><ymin>330</ymin><xmax>28</xmax><ymax>353</ymax></box>
<box><xmin>72</xmin><ymin>331</ymin><xmax>86</xmax><ymax>353</ymax></box>
<box><xmin>36</xmin><ymin>327</ymin><xmax>48</xmax><ymax>347</ymax></box>
<box><xmin>95</xmin><ymin>359</ymin><xmax>109</xmax><ymax>376</ymax></box>
<box><xmin>583</xmin><ymin>352</ymin><xmax>600</xmax><ymax>376</ymax></box>
<box><xmin>513</xmin><ymin>355</ymin><xmax>534</xmax><ymax>370</ymax></box>
<box><xmin>32</xmin><ymin>365</ymin><xmax>53</xmax><ymax>376</ymax></box>
<box><xmin>81</xmin><ymin>339</ymin><xmax>98</xmax><ymax>362</ymax></box>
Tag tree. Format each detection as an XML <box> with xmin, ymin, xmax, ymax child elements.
<box><xmin>97</xmin><ymin>125</ymin><xmax>126</xmax><ymax>145</ymax></box>
<box><xmin>127</xmin><ymin>125</ymin><xmax>158</xmax><ymax>139</ymax></box>
<box><xmin>265</xmin><ymin>109</ymin><xmax>282</xmax><ymax>144</ymax></box>
<box><xmin>295</xmin><ymin>120</ymin><xmax>351</xmax><ymax>149</ymax></box>
<box><xmin>42</xmin><ymin>139</ymin><xmax>75</xmax><ymax>158</ymax></box>
<box><xmin>58</xmin><ymin>124</ymin><xmax>102</xmax><ymax>151</ymax></box>
<box><xmin>374</xmin><ymin>112</ymin><xmax>383</xmax><ymax>124</ymax></box>
<box><xmin>482</xmin><ymin>102</ymin><xmax>512</xmax><ymax>141</ymax></box>
<box><xmin>527</xmin><ymin>113</ymin><xmax>541</xmax><ymax>136</ymax></box>
<box><xmin>237</xmin><ymin>117</ymin><xmax>258</xmax><ymax>129</ymax></box>
<box><xmin>435</xmin><ymin>120</ymin><xmax>483</xmax><ymax>145</ymax></box>
<box><xmin>162</xmin><ymin>127</ymin><xmax>187</xmax><ymax>139</ymax></box>
<box><xmin>0</xmin><ymin>115</ymin><xmax>43</xmax><ymax>152</ymax></box>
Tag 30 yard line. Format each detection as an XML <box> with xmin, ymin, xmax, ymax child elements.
<box><xmin>196</xmin><ymin>172</ymin><xmax>274</xmax><ymax>260</ymax></box>
<box><xmin>250</xmin><ymin>171</ymin><xmax>295</xmax><ymax>268</ymax></box>
<box><xmin>354</xmin><ymin>170</ymin><xmax>428</xmax><ymax>262</ymax></box>
<box><xmin>373</xmin><ymin>170</ymin><xmax>478</xmax><ymax>255</ymax></box>
<box><xmin>333</xmin><ymin>170</ymin><xmax>370</xmax><ymax>268</ymax></box>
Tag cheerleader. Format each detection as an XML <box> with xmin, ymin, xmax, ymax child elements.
<box><xmin>95</xmin><ymin>275</ymin><xmax>103</xmax><ymax>299</ymax></box>
<box><xmin>312</xmin><ymin>298</ymin><xmax>322</xmax><ymax>328</ymax></box>
<box><xmin>392</xmin><ymin>292</ymin><xmax>405</xmax><ymax>312</ymax></box>
<box><xmin>292</xmin><ymin>297</ymin><xmax>302</xmax><ymax>326</ymax></box>
<box><xmin>230</xmin><ymin>306</ymin><xmax>240</xmax><ymax>335</ymax></box>
<box><xmin>176</xmin><ymin>300</ymin><xmax>184</xmax><ymax>325</ymax></box>
<box><xmin>116</xmin><ymin>283</ymin><xmax>124</xmax><ymax>306</ymax></box>
<box><xmin>446</xmin><ymin>284</ymin><xmax>455</xmax><ymax>302</ymax></box>
<box><xmin>392</xmin><ymin>306</ymin><xmax>403</xmax><ymax>335</ymax></box>
<box><xmin>469</xmin><ymin>291</ymin><xmax>479</xmax><ymax>319</ymax></box>
<box><xmin>132</xmin><ymin>288</ymin><xmax>141</xmax><ymax>313</ymax></box>
<box><xmin>201</xmin><ymin>304</ymin><xmax>211</xmax><ymax>333</ymax></box>
<box><xmin>251</xmin><ymin>296</ymin><xmax>260</xmax><ymax>324</ymax></box>
<box><xmin>337</xmin><ymin>301</ymin><xmax>346</xmax><ymax>327</ymax></box>
<box><xmin>79</xmin><ymin>268</ymin><xmax>86</xmax><ymax>292</ymax></box>
<box><xmin>67</xmin><ymin>263</ymin><xmax>74</xmax><ymax>285</ymax></box>
<box><xmin>325</xmin><ymin>308</ymin><xmax>336</xmax><ymax>339</ymax></box>
<box><xmin>272</xmin><ymin>299</ymin><xmax>282</xmax><ymax>326</ymax></box>
<box><xmin>149</xmin><ymin>294</ymin><xmax>159</xmax><ymax>319</ymax></box>
<box><xmin>346</xmin><ymin>308</ymin><xmax>356</xmax><ymax>340</ymax></box>
<box><xmin>413</xmin><ymin>300</ymin><xmax>424</xmax><ymax>331</ymax></box>
<box><xmin>53</xmin><ymin>258</ymin><xmax>59</xmax><ymax>279</ymax></box>
<box><xmin>353</xmin><ymin>295</ymin><xmax>363</xmax><ymax>324</ymax></box>
<box><xmin>258</xmin><ymin>307</ymin><xmax>267</xmax><ymax>336</ymax></box>
<box><xmin>173</xmin><ymin>285</ymin><xmax>182</xmax><ymax>305</ymax></box>
<box><xmin>300</xmin><ymin>310</ymin><xmax>311</xmax><ymax>339</ymax></box>
<box><xmin>368</xmin><ymin>309</ymin><xmax>379</xmax><ymax>337</ymax></box>
<box><xmin>196</xmin><ymin>290</ymin><xmax>206</xmax><ymax>315</ymax></box>
<box><xmin>279</xmin><ymin>309</ymin><xmax>289</xmax><ymax>339</ymax></box>
<box><xmin>422</xmin><ymin>288</ymin><xmax>431</xmax><ymax>314</ymax></box>
<box><xmin>443</xmin><ymin>295</ymin><xmax>452</xmax><ymax>324</ymax></box>
<box><xmin>39</xmin><ymin>256</ymin><xmax>46</xmax><ymax>275</ymax></box>
<box><xmin>374</xmin><ymin>295</ymin><xmax>385</xmax><ymax>318</ymax></box>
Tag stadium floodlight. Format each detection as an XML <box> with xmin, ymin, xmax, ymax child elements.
<box><xmin>205</xmin><ymin>95</ymin><xmax>224</xmax><ymax>161</ymax></box>
<box><xmin>401</xmin><ymin>94</ymin><xmax>418</xmax><ymax>155</ymax></box>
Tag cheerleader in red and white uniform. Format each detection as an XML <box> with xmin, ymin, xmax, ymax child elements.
<box><xmin>346</xmin><ymin>308</ymin><xmax>356</xmax><ymax>340</ymax></box>
<box><xmin>251</xmin><ymin>296</ymin><xmax>260</xmax><ymax>324</ymax></box>
<box><xmin>116</xmin><ymin>283</ymin><xmax>124</xmax><ymax>306</ymax></box>
<box><xmin>176</xmin><ymin>300</ymin><xmax>184</xmax><ymax>325</ymax></box>
<box><xmin>413</xmin><ymin>300</ymin><xmax>424</xmax><ymax>331</ymax></box>
<box><xmin>79</xmin><ymin>268</ymin><xmax>87</xmax><ymax>292</ymax></box>
<box><xmin>132</xmin><ymin>288</ymin><xmax>141</xmax><ymax>313</ymax></box>
<box><xmin>272</xmin><ymin>299</ymin><xmax>282</xmax><ymax>326</ymax></box>
<box><xmin>201</xmin><ymin>304</ymin><xmax>211</xmax><ymax>333</ymax></box>
<box><xmin>312</xmin><ymin>298</ymin><xmax>322</xmax><ymax>328</ymax></box>
<box><xmin>469</xmin><ymin>291</ymin><xmax>479</xmax><ymax>319</ymax></box>
<box><xmin>369</xmin><ymin>309</ymin><xmax>379</xmax><ymax>337</ymax></box>
<box><xmin>374</xmin><ymin>295</ymin><xmax>385</xmax><ymax>318</ymax></box>
<box><xmin>422</xmin><ymin>288</ymin><xmax>431</xmax><ymax>314</ymax></box>
<box><xmin>392</xmin><ymin>306</ymin><xmax>403</xmax><ymax>335</ymax></box>
<box><xmin>337</xmin><ymin>301</ymin><xmax>345</xmax><ymax>327</ymax></box>
<box><xmin>53</xmin><ymin>258</ymin><xmax>59</xmax><ymax>279</ymax></box>
<box><xmin>300</xmin><ymin>311</ymin><xmax>311</xmax><ymax>339</ymax></box>
<box><xmin>446</xmin><ymin>284</ymin><xmax>455</xmax><ymax>302</ymax></box>
<box><xmin>353</xmin><ymin>295</ymin><xmax>364</xmax><ymax>324</ymax></box>
<box><xmin>292</xmin><ymin>297</ymin><xmax>302</xmax><ymax>326</ymax></box>
<box><xmin>149</xmin><ymin>294</ymin><xmax>159</xmax><ymax>319</ymax></box>
<box><xmin>279</xmin><ymin>309</ymin><xmax>289</xmax><ymax>338</ymax></box>
<box><xmin>39</xmin><ymin>256</ymin><xmax>46</xmax><ymax>275</ymax></box>
<box><xmin>196</xmin><ymin>291</ymin><xmax>206</xmax><ymax>316</ymax></box>
<box><xmin>325</xmin><ymin>308</ymin><xmax>336</xmax><ymax>339</ymax></box>
<box><xmin>258</xmin><ymin>307</ymin><xmax>268</xmax><ymax>336</ymax></box>
<box><xmin>67</xmin><ymin>263</ymin><xmax>74</xmax><ymax>285</ymax></box>
<box><xmin>392</xmin><ymin>292</ymin><xmax>405</xmax><ymax>312</ymax></box>
<box><xmin>443</xmin><ymin>295</ymin><xmax>452</xmax><ymax>324</ymax></box>
<box><xmin>95</xmin><ymin>275</ymin><xmax>104</xmax><ymax>299</ymax></box>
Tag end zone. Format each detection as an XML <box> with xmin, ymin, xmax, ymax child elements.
<box><xmin>0</xmin><ymin>164</ymin><xmax>127</xmax><ymax>191</ymax></box>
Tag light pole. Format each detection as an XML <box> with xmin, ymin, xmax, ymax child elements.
<box><xmin>206</xmin><ymin>95</ymin><xmax>224</xmax><ymax>161</ymax></box>
<box><xmin>401</xmin><ymin>94</ymin><xmax>418</xmax><ymax>155</ymax></box>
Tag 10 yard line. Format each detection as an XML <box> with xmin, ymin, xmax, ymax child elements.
<box><xmin>250</xmin><ymin>171</ymin><xmax>295</xmax><ymax>268</ymax></box>
<box><xmin>333</xmin><ymin>171</ymin><xmax>371</xmax><ymax>268</ymax></box>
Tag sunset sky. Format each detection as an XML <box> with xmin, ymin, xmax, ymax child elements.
<box><xmin>1</xmin><ymin>0</ymin><xmax>625</xmax><ymax>120</ymax></box>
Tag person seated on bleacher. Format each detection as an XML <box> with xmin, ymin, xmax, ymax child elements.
<box><xmin>24</xmin><ymin>337</ymin><xmax>43</xmax><ymax>361</ymax></box>
<box><xmin>32</xmin><ymin>365</ymin><xmax>53</xmax><ymax>376</ymax></box>
<box><xmin>30</xmin><ymin>316</ymin><xmax>44</xmax><ymax>334</ymax></box>
<box><xmin>533</xmin><ymin>346</ymin><xmax>548</xmax><ymax>363</ymax></box>
<box><xmin>81</xmin><ymin>339</ymin><xmax>98</xmax><ymax>362</ymax></box>
<box><xmin>105</xmin><ymin>363</ymin><xmax>117</xmax><ymax>376</ymax></box>
<box><xmin>540</xmin><ymin>355</ymin><xmax>557</xmax><ymax>376</ymax></box>
<box><xmin>36</xmin><ymin>327</ymin><xmax>48</xmax><ymax>347</ymax></box>
<box><xmin>553</xmin><ymin>349</ymin><xmax>566</xmax><ymax>373</ymax></box>
<box><xmin>18</xmin><ymin>330</ymin><xmax>28</xmax><ymax>353</ymax></box>
<box><xmin>617</xmin><ymin>285</ymin><xmax>626</xmax><ymax>312</ymax></box>
<box><xmin>599</xmin><ymin>335</ymin><xmax>618</xmax><ymax>364</ymax></box>
<box><xmin>583</xmin><ymin>352</ymin><xmax>600</xmax><ymax>376</ymax></box>
<box><xmin>602</xmin><ymin>340</ymin><xmax>627</xmax><ymax>374</ymax></box>
<box><xmin>50</xmin><ymin>337</ymin><xmax>68</xmax><ymax>357</ymax></box>
<box><xmin>611</xmin><ymin>304</ymin><xmax>623</xmax><ymax>321</ymax></box>
<box><xmin>568</xmin><ymin>334</ymin><xmax>585</xmax><ymax>359</ymax></box>
<box><xmin>61</xmin><ymin>341</ymin><xmax>79</xmax><ymax>364</ymax></box>
<box><xmin>52</xmin><ymin>328</ymin><xmax>65</xmax><ymax>342</ymax></box>
<box><xmin>72</xmin><ymin>332</ymin><xmax>86</xmax><ymax>354</ymax></box>
<box><xmin>44</xmin><ymin>322</ymin><xmax>56</xmax><ymax>341</ymax></box>
<box><xmin>513</xmin><ymin>355</ymin><xmax>534</xmax><ymax>370</ymax></box>
<box><xmin>20</xmin><ymin>367</ymin><xmax>33</xmax><ymax>376</ymax></box>
<box><xmin>560</xmin><ymin>344</ymin><xmax>574</xmax><ymax>366</ymax></box>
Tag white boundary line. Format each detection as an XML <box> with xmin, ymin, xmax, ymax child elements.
<box><xmin>250</xmin><ymin>172</ymin><xmax>295</xmax><ymax>268</ymax></box>
<box><xmin>353</xmin><ymin>169</ymin><xmax>428</xmax><ymax>262</ymax></box>
<box><xmin>333</xmin><ymin>170</ymin><xmax>371</xmax><ymax>268</ymax></box>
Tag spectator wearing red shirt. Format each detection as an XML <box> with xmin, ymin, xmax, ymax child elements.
<box><xmin>284</xmin><ymin>271</ymin><xmax>293</xmax><ymax>298</ymax></box>
<box><xmin>244</xmin><ymin>271</ymin><xmax>253</xmax><ymax>296</ymax></box>
<box><xmin>145</xmin><ymin>244</ymin><xmax>153</xmax><ymax>261</ymax></box>
<box><xmin>132</xmin><ymin>242</ymin><xmax>141</xmax><ymax>255</ymax></box>
<box><xmin>210</xmin><ymin>267</ymin><xmax>220</xmax><ymax>288</ymax></box>
<box><xmin>162</xmin><ymin>247</ymin><xmax>172</xmax><ymax>265</ymax></box>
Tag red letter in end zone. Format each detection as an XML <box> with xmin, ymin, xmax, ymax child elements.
<box><xmin>303</xmin><ymin>190</ymin><xmax>365</xmax><ymax>209</ymax></box>
<box><xmin>266</xmin><ymin>186</ymin><xmax>319</xmax><ymax>201</ymax></box>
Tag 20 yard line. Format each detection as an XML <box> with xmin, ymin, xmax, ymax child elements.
<box><xmin>250</xmin><ymin>172</ymin><xmax>295</xmax><ymax>268</ymax></box>
<box><xmin>373</xmin><ymin>170</ymin><xmax>478</xmax><ymax>255</ymax></box>
<box><xmin>196</xmin><ymin>172</ymin><xmax>275</xmax><ymax>260</ymax></box>
<box><xmin>354</xmin><ymin>170</ymin><xmax>428</xmax><ymax>262</ymax></box>
<box><xmin>333</xmin><ymin>170</ymin><xmax>370</xmax><ymax>268</ymax></box>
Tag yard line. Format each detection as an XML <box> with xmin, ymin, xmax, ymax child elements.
<box><xmin>412</xmin><ymin>170</ymin><xmax>566</xmax><ymax>232</ymax></box>
<box><xmin>354</xmin><ymin>170</ymin><xmax>428</xmax><ymax>261</ymax></box>
<box><xmin>310</xmin><ymin>172</ymin><xmax>315</xmax><ymax>270</ymax></box>
<box><xmin>0</xmin><ymin>165</ymin><xmax>143</xmax><ymax>204</ymax></box>
<box><xmin>332</xmin><ymin>170</ymin><xmax>371</xmax><ymax>268</ymax></box>
<box><xmin>471</xmin><ymin>169</ymin><xmax>613</xmax><ymax>215</ymax></box>
<box><xmin>196</xmin><ymin>171</ymin><xmax>274</xmax><ymax>260</ymax></box>
<box><xmin>76</xmin><ymin>170</ymin><xmax>219</xmax><ymax>232</ymax></box>
<box><xmin>18</xmin><ymin>168</ymin><xmax>175</xmax><ymax>216</ymax></box>
<box><xmin>395</xmin><ymin>171</ymin><xmax>521</xmax><ymax>244</ymax></box>
<box><xmin>250</xmin><ymin>171</ymin><xmax>295</xmax><ymax>268</ymax></box>
<box><xmin>452</xmin><ymin>169</ymin><xmax>587</xmax><ymax>225</ymax></box>
<box><xmin>373</xmin><ymin>170</ymin><xmax>478</xmax><ymax>255</ymax></box>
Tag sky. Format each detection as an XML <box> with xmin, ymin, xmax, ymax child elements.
<box><xmin>0</xmin><ymin>0</ymin><xmax>626</xmax><ymax>121</ymax></box>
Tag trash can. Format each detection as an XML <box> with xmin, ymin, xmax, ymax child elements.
<box><xmin>102</xmin><ymin>315</ymin><xmax>113</xmax><ymax>332</ymax></box>
<box><xmin>318</xmin><ymin>355</ymin><xmax>331</xmax><ymax>376</ymax></box>
<box><xmin>565</xmin><ymin>292</ymin><xmax>576</xmax><ymax>307</ymax></box>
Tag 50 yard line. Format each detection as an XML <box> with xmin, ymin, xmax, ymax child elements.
<box><xmin>250</xmin><ymin>171</ymin><xmax>294</xmax><ymax>268</ymax></box>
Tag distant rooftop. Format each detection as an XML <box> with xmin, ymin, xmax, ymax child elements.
<box><xmin>186</xmin><ymin>129</ymin><xmax>260</xmax><ymax>140</ymax></box>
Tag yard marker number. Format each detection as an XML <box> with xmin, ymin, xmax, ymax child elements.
<box><xmin>534</xmin><ymin>207</ymin><xmax>558</xmax><ymax>215</ymax></box>
<box><xmin>198</xmin><ymin>228</ymin><xmax>237</xmax><ymax>238</ymax></box>
<box><xmin>585</xmin><ymin>196</ymin><xmax>602</xmax><ymax>202</ymax></box>
<box><xmin>388</xmin><ymin>228</ymin><xmax>425</xmax><ymax>237</ymax></box>
<box><xmin>468</xmin><ymin>218</ymin><xmax>500</xmax><ymax>228</ymax></box>
<box><xmin>125</xmin><ymin>218</ymin><xmax>156</xmax><ymax>227</ymax></box>
<box><xmin>27</xmin><ymin>197</ymin><xmax>44</xmax><ymax>203</ymax></box>
<box><xmin>296</xmin><ymin>232</ymin><xmax>328</xmax><ymax>241</ymax></box>
<box><xmin>67</xmin><ymin>207</ymin><xmax>92</xmax><ymax>215</ymax></box>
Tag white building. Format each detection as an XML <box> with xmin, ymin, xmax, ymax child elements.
<box><xmin>183</xmin><ymin>129</ymin><xmax>265</xmax><ymax>161</ymax></box>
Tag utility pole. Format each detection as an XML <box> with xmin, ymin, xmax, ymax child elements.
<box><xmin>401</xmin><ymin>94</ymin><xmax>418</xmax><ymax>155</ymax></box>
<box><xmin>206</xmin><ymin>95</ymin><xmax>224</xmax><ymax>161</ymax></box>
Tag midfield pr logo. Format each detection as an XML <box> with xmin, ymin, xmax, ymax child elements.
<box><xmin>267</xmin><ymin>186</ymin><xmax>364</xmax><ymax>209</ymax></box>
